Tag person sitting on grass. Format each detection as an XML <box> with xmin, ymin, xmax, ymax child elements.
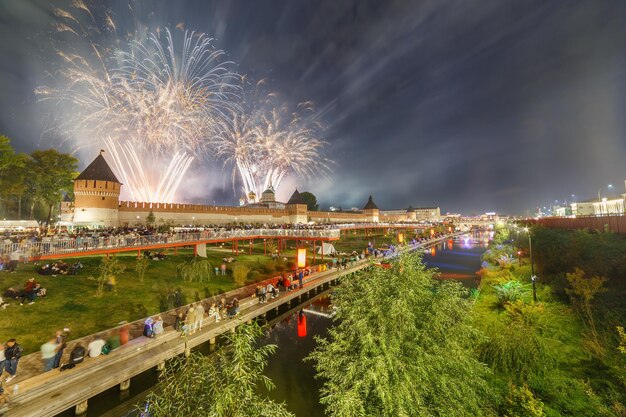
<box><xmin>19</xmin><ymin>278</ymin><xmax>38</xmax><ymax>305</ymax></box>
<box><xmin>0</xmin><ymin>297</ymin><xmax>9</xmax><ymax>309</ymax></box>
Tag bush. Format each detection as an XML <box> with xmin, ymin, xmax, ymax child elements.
<box><xmin>177</xmin><ymin>258</ymin><xmax>213</xmax><ymax>283</ymax></box>
<box><xmin>494</xmin><ymin>281</ymin><xmax>526</xmax><ymax>307</ymax></box>
<box><xmin>247</xmin><ymin>270</ymin><xmax>260</xmax><ymax>282</ymax></box>
<box><xmin>231</xmin><ymin>264</ymin><xmax>250</xmax><ymax>286</ymax></box>
<box><xmin>502</xmin><ymin>384</ymin><xmax>545</xmax><ymax>417</ymax></box>
<box><xmin>260</xmin><ymin>263</ymin><xmax>274</xmax><ymax>274</ymax></box>
<box><xmin>275</xmin><ymin>263</ymin><xmax>286</xmax><ymax>273</ymax></box>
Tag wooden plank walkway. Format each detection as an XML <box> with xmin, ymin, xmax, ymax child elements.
<box><xmin>1</xmin><ymin>235</ymin><xmax>457</xmax><ymax>417</ymax></box>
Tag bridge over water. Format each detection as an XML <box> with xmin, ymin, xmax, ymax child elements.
<box><xmin>0</xmin><ymin>223</ymin><xmax>455</xmax><ymax>261</ymax></box>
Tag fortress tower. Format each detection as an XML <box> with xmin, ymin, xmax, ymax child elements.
<box><xmin>286</xmin><ymin>189</ymin><xmax>308</xmax><ymax>224</ymax></box>
<box><xmin>72</xmin><ymin>151</ymin><xmax>121</xmax><ymax>227</ymax></box>
<box><xmin>363</xmin><ymin>195</ymin><xmax>379</xmax><ymax>222</ymax></box>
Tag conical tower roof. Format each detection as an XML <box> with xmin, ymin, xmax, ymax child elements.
<box><xmin>75</xmin><ymin>152</ymin><xmax>120</xmax><ymax>183</ymax></box>
<box><xmin>363</xmin><ymin>195</ymin><xmax>378</xmax><ymax>210</ymax></box>
<box><xmin>287</xmin><ymin>189</ymin><xmax>306</xmax><ymax>205</ymax></box>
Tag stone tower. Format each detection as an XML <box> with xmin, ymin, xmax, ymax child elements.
<box><xmin>362</xmin><ymin>195</ymin><xmax>379</xmax><ymax>222</ymax></box>
<box><xmin>286</xmin><ymin>189</ymin><xmax>308</xmax><ymax>224</ymax></box>
<box><xmin>72</xmin><ymin>151</ymin><xmax>121</xmax><ymax>227</ymax></box>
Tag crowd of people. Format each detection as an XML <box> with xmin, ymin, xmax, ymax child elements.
<box><xmin>0</xmin><ymin>228</ymin><xmax>453</xmax><ymax>401</ymax></box>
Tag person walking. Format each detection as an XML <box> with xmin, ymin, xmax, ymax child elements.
<box><xmin>298</xmin><ymin>270</ymin><xmax>304</xmax><ymax>289</ymax></box>
<box><xmin>40</xmin><ymin>338</ymin><xmax>58</xmax><ymax>372</ymax></box>
<box><xmin>194</xmin><ymin>302</ymin><xmax>205</xmax><ymax>332</ymax></box>
<box><xmin>4</xmin><ymin>339</ymin><xmax>23</xmax><ymax>383</ymax></box>
<box><xmin>186</xmin><ymin>304</ymin><xmax>197</xmax><ymax>335</ymax></box>
<box><xmin>220</xmin><ymin>263</ymin><xmax>226</xmax><ymax>276</ymax></box>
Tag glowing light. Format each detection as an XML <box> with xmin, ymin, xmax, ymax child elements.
<box><xmin>297</xmin><ymin>248</ymin><xmax>307</xmax><ymax>268</ymax></box>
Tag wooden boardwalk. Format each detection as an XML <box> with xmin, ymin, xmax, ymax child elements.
<box><xmin>1</xmin><ymin>236</ymin><xmax>457</xmax><ymax>417</ymax></box>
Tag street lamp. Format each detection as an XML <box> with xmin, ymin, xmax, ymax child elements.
<box><xmin>524</xmin><ymin>227</ymin><xmax>537</xmax><ymax>302</ymax></box>
<box><xmin>597</xmin><ymin>184</ymin><xmax>613</xmax><ymax>215</ymax></box>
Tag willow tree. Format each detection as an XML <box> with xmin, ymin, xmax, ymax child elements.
<box><xmin>309</xmin><ymin>253</ymin><xmax>491</xmax><ymax>417</ymax></box>
<box><xmin>145</xmin><ymin>323</ymin><xmax>293</xmax><ymax>417</ymax></box>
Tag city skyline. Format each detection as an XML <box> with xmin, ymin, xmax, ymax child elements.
<box><xmin>0</xmin><ymin>0</ymin><xmax>625</xmax><ymax>214</ymax></box>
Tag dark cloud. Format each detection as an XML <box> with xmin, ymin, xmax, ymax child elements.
<box><xmin>0</xmin><ymin>0</ymin><xmax>624</xmax><ymax>214</ymax></box>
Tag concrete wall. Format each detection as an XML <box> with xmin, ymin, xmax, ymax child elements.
<box><xmin>535</xmin><ymin>215</ymin><xmax>626</xmax><ymax>234</ymax></box>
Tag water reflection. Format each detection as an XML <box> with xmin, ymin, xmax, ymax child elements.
<box><xmin>260</xmin><ymin>295</ymin><xmax>333</xmax><ymax>417</ymax></box>
<box><xmin>422</xmin><ymin>231</ymin><xmax>489</xmax><ymax>288</ymax></box>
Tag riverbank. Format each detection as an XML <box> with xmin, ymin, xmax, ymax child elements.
<box><xmin>472</xmin><ymin>226</ymin><xmax>626</xmax><ymax>416</ymax></box>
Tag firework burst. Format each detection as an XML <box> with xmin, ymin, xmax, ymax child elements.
<box><xmin>215</xmin><ymin>87</ymin><xmax>332</xmax><ymax>201</ymax></box>
<box><xmin>39</xmin><ymin>3</ymin><xmax>240</xmax><ymax>203</ymax></box>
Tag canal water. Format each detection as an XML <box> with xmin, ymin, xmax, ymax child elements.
<box><xmin>57</xmin><ymin>233</ymin><xmax>487</xmax><ymax>417</ymax></box>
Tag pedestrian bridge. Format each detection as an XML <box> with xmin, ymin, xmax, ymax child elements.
<box><xmin>1</xmin><ymin>223</ymin><xmax>452</xmax><ymax>261</ymax></box>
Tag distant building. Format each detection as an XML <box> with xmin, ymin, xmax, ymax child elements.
<box><xmin>380</xmin><ymin>206</ymin><xmax>441</xmax><ymax>222</ymax></box>
<box><xmin>570</xmin><ymin>181</ymin><xmax>626</xmax><ymax>216</ymax></box>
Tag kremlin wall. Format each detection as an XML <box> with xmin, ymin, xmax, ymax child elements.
<box><xmin>62</xmin><ymin>153</ymin><xmax>440</xmax><ymax>227</ymax></box>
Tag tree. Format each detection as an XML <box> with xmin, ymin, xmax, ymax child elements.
<box><xmin>176</xmin><ymin>258</ymin><xmax>213</xmax><ymax>283</ymax></box>
<box><xmin>146</xmin><ymin>210</ymin><xmax>156</xmax><ymax>226</ymax></box>
<box><xmin>135</xmin><ymin>257</ymin><xmax>149</xmax><ymax>282</ymax></box>
<box><xmin>0</xmin><ymin>136</ymin><xmax>16</xmax><ymax>216</ymax></box>
<box><xmin>232</xmin><ymin>264</ymin><xmax>250</xmax><ymax>286</ymax></box>
<box><xmin>30</xmin><ymin>149</ymin><xmax>78</xmax><ymax>227</ymax></box>
<box><xmin>144</xmin><ymin>323</ymin><xmax>294</xmax><ymax>417</ymax></box>
<box><xmin>565</xmin><ymin>267</ymin><xmax>606</xmax><ymax>352</ymax></box>
<box><xmin>5</xmin><ymin>154</ymin><xmax>33</xmax><ymax>219</ymax></box>
<box><xmin>308</xmin><ymin>253</ymin><xmax>490</xmax><ymax>417</ymax></box>
<box><xmin>91</xmin><ymin>256</ymin><xmax>126</xmax><ymax>296</ymax></box>
<box><xmin>299</xmin><ymin>191</ymin><xmax>319</xmax><ymax>211</ymax></box>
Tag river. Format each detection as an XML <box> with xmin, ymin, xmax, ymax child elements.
<box><xmin>57</xmin><ymin>231</ymin><xmax>488</xmax><ymax>417</ymax></box>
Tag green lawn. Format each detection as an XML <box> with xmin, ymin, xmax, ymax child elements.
<box><xmin>0</xmin><ymin>240</ymin><xmax>346</xmax><ymax>355</ymax></box>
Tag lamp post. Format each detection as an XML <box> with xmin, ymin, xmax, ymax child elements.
<box><xmin>524</xmin><ymin>227</ymin><xmax>537</xmax><ymax>302</ymax></box>
<box><xmin>597</xmin><ymin>184</ymin><xmax>613</xmax><ymax>215</ymax></box>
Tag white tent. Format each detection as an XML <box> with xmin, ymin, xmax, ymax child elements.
<box><xmin>316</xmin><ymin>242</ymin><xmax>336</xmax><ymax>255</ymax></box>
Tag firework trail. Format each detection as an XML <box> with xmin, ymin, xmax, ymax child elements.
<box><xmin>215</xmin><ymin>87</ymin><xmax>332</xmax><ymax>202</ymax></box>
<box><xmin>39</xmin><ymin>3</ymin><xmax>240</xmax><ymax>203</ymax></box>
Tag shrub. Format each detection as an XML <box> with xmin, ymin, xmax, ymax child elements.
<box><xmin>247</xmin><ymin>270</ymin><xmax>260</xmax><ymax>282</ymax></box>
<box><xmin>494</xmin><ymin>281</ymin><xmax>526</xmax><ymax>307</ymax></box>
<box><xmin>177</xmin><ymin>258</ymin><xmax>213</xmax><ymax>283</ymax></box>
<box><xmin>232</xmin><ymin>264</ymin><xmax>250</xmax><ymax>286</ymax></box>
<box><xmin>502</xmin><ymin>384</ymin><xmax>545</xmax><ymax>417</ymax></box>
<box><xmin>260</xmin><ymin>263</ymin><xmax>274</xmax><ymax>274</ymax></box>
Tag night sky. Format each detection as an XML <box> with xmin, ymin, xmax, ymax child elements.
<box><xmin>0</xmin><ymin>0</ymin><xmax>625</xmax><ymax>215</ymax></box>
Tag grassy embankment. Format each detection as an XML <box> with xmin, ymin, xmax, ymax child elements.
<box><xmin>473</xmin><ymin>226</ymin><xmax>625</xmax><ymax>416</ymax></box>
